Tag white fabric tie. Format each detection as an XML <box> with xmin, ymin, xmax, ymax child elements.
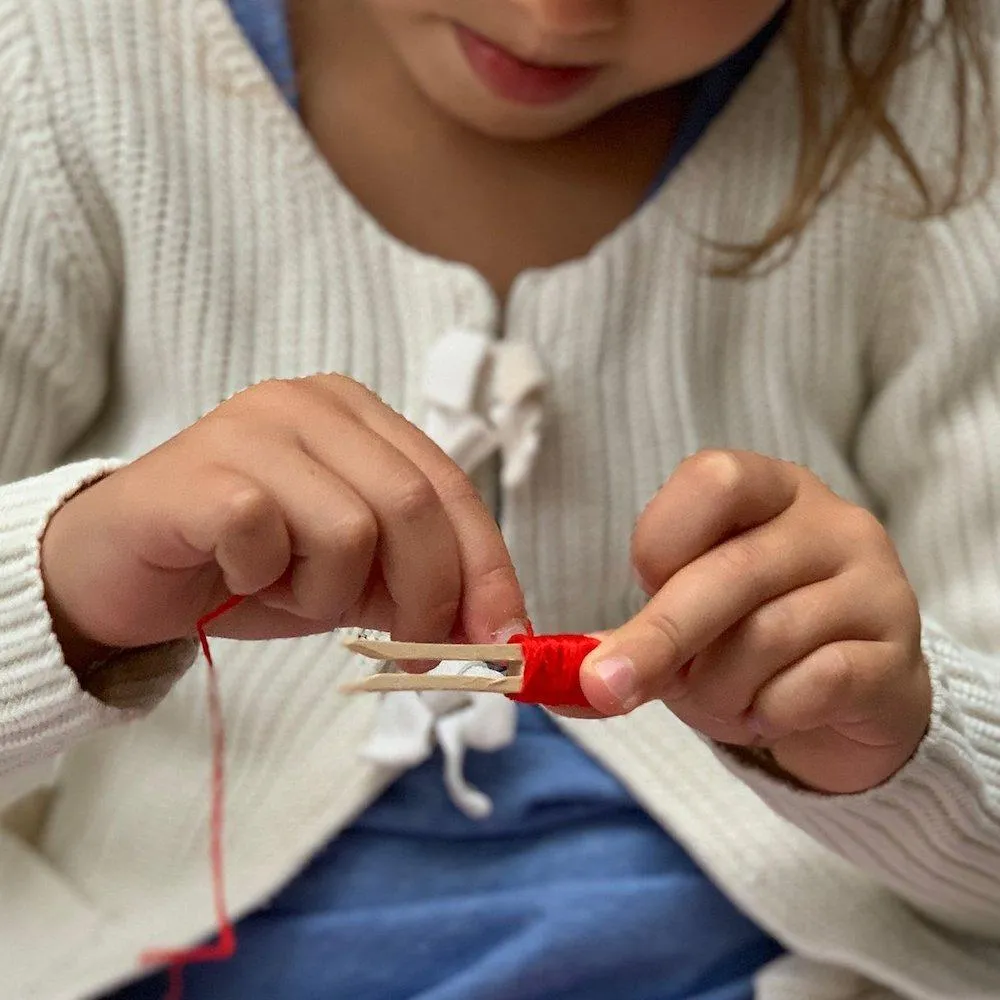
<box><xmin>357</xmin><ymin>329</ymin><xmax>547</xmax><ymax>818</ymax></box>
<box><xmin>358</xmin><ymin>661</ymin><xmax>518</xmax><ymax>820</ymax></box>
<box><xmin>422</xmin><ymin>328</ymin><xmax>547</xmax><ymax>489</ymax></box>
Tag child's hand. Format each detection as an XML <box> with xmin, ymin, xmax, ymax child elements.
<box><xmin>580</xmin><ymin>450</ymin><xmax>932</xmax><ymax>794</ymax></box>
<box><xmin>41</xmin><ymin>376</ymin><xmax>525</xmax><ymax>668</ymax></box>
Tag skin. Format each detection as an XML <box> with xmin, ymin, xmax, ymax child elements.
<box><xmin>43</xmin><ymin>377</ymin><xmax>528</xmax><ymax>660</ymax></box>
<box><xmin>578</xmin><ymin>452</ymin><xmax>932</xmax><ymax>795</ymax></box>
<box><xmin>288</xmin><ymin>0</ymin><xmax>785</xmax><ymax>293</ymax></box>
<box><xmin>364</xmin><ymin>0</ymin><xmax>786</xmax><ymax>140</ymax></box>
<box><xmin>42</xmin><ymin>0</ymin><xmax>932</xmax><ymax>795</ymax></box>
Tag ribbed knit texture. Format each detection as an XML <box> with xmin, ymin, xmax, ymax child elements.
<box><xmin>1</xmin><ymin>2</ymin><xmax>999</xmax><ymax>998</ymax></box>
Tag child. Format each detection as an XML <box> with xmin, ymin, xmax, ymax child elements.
<box><xmin>1</xmin><ymin>0</ymin><xmax>998</xmax><ymax>997</ymax></box>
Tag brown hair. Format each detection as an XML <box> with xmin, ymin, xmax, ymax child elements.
<box><xmin>721</xmin><ymin>0</ymin><xmax>996</xmax><ymax>274</ymax></box>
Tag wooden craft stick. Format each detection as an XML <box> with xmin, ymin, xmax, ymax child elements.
<box><xmin>344</xmin><ymin>638</ymin><xmax>523</xmax><ymax>664</ymax></box>
<box><xmin>341</xmin><ymin>673</ymin><xmax>523</xmax><ymax>695</ymax></box>
<box><xmin>342</xmin><ymin>637</ymin><xmax>525</xmax><ymax>696</ymax></box>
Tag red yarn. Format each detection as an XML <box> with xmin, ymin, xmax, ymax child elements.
<box><xmin>140</xmin><ymin>594</ymin><xmax>244</xmax><ymax>1000</ymax></box>
<box><xmin>507</xmin><ymin>634</ymin><xmax>599</xmax><ymax>708</ymax></box>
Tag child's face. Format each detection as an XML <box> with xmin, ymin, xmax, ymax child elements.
<box><xmin>366</xmin><ymin>0</ymin><xmax>786</xmax><ymax>139</ymax></box>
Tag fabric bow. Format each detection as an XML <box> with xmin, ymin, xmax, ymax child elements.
<box><xmin>422</xmin><ymin>328</ymin><xmax>547</xmax><ymax>490</ymax></box>
<box><xmin>358</xmin><ymin>661</ymin><xmax>518</xmax><ymax>819</ymax></box>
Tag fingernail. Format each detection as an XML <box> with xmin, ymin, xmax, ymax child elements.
<box><xmin>491</xmin><ymin>619</ymin><xmax>530</xmax><ymax>644</ymax></box>
<box><xmin>592</xmin><ymin>656</ymin><xmax>641</xmax><ymax>712</ymax></box>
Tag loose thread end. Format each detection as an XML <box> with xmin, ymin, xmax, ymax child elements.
<box><xmin>138</xmin><ymin>608</ymin><xmax>597</xmax><ymax>1000</ymax></box>
<box><xmin>140</xmin><ymin>596</ymin><xmax>243</xmax><ymax>999</ymax></box>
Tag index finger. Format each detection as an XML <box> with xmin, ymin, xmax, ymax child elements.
<box><xmin>631</xmin><ymin>450</ymin><xmax>800</xmax><ymax>593</ymax></box>
<box><xmin>340</xmin><ymin>380</ymin><xmax>528</xmax><ymax>643</ymax></box>
<box><xmin>586</xmin><ymin>452</ymin><xmax>810</xmax><ymax>714</ymax></box>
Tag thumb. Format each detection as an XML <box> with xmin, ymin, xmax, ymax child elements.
<box><xmin>579</xmin><ymin>610</ymin><xmax>691</xmax><ymax>716</ymax></box>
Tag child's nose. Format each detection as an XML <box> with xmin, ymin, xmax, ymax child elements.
<box><xmin>512</xmin><ymin>0</ymin><xmax>623</xmax><ymax>38</ymax></box>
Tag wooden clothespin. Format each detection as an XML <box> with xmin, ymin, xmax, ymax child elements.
<box><xmin>342</xmin><ymin>633</ymin><xmax>600</xmax><ymax>708</ymax></box>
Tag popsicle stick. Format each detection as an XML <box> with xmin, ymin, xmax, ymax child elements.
<box><xmin>341</xmin><ymin>673</ymin><xmax>523</xmax><ymax>695</ymax></box>
<box><xmin>344</xmin><ymin>638</ymin><xmax>523</xmax><ymax>665</ymax></box>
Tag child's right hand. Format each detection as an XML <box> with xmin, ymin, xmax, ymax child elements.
<box><xmin>40</xmin><ymin>376</ymin><xmax>527</xmax><ymax>669</ymax></box>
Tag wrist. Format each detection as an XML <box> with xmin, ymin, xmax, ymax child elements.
<box><xmin>40</xmin><ymin>490</ymin><xmax>120</xmax><ymax>677</ymax></box>
<box><xmin>45</xmin><ymin>597</ymin><xmax>120</xmax><ymax>679</ymax></box>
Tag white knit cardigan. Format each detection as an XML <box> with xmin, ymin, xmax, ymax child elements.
<box><xmin>1</xmin><ymin>2</ymin><xmax>1000</xmax><ymax>998</ymax></box>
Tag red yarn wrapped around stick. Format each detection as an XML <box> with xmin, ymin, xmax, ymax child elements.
<box><xmin>506</xmin><ymin>633</ymin><xmax>599</xmax><ymax>708</ymax></box>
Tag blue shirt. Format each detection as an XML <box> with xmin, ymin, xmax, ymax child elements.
<box><xmin>112</xmin><ymin>7</ymin><xmax>786</xmax><ymax>999</ymax></box>
<box><xmin>116</xmin><ymin>711</ymin><xmax>781</xmax><ymax>1000</ymax></box>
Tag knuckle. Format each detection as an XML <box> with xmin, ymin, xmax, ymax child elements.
<box><xmin>326</xmin><ymin>507</ymin><xmax>379</xmax><ymax>561</ymax></box>
<box><xmin>717</xmin><ymin>535</ymin><xmax>766</xmax><ymax>583</ymax></box>
<box><xmin>220</xmin><ymin>483</ymin><xmax>275</xmax><ymax>537</ymax></box>
<box><xmin>255</xmin><ymin>376</ymin><xmax>297</xmax><ymax>399</ymax></box>
<box><xmin>318</xmin><ymin>372</ymin><xmax>381</xmax><ymax>407</ymax></box>
<box><xmin>869</xmin><ymin>575</ymin><xmax>919</xmax><ymax>633</ymax></box>
<box><xmin>328</xmin><ymin>373</ymin><xmax>370</xmax><ymax>396</ymax></box>
<box><xmin>385</xmin><ymin>474</ymin><xmax>440</xmax><ymax>525</ymax></box>
<box><xmin>683</xmin><ymin>449</ymin><xmax>744</xmax><ymax>500</ymax></box>
<box><xmin>839</xmin><ymin>505</ymin><xmax>888</xmax><ymax>549</ymax></box>
<box><xmin>469</xmin><ymin>557</ymin><xmax>518</xmax><ymax>601</ymax></box>
<box><xmin>642</xmin><ymin>605</ymin><xmax>686</xmax><ymax>664</ymax></box>
<box><xmin>208</xmin><ymin>384</ymin><xmax>306</xmax><ymax>445</ymax></box>
<box><xmin>199</xmin><ymin>411</ymin><xmax>252</xmax><ymax>453</ymax></box>
<box><xmin>234</xmin><ymin>377</ymin><xmax>298</xmax><ymax>411</ymax></box>
<box><xmin>239</xmin><ymin>375</ymin><xmax>368</xmax><ymax>426</ymax></box>
<box><xmin>894</xmin><ymin>583</ymin><xmax>921</xmax><ymax>633</ymax></box>
<box><xmin>743</xmin><ymin>600</ymin><xmax>795</xmax><ymax>659</ymax></box>
<box><xmin>811</xmin><ymin>646</ymin><xmax>856</xmax><ymax>709</ymax></box>
<box><xmin>434</xmin><ymin>465</ymin><xmax>482</xmax><ymax>508</ymax></box>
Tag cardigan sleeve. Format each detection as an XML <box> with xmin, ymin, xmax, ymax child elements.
<box><xmin>717</xmin><ymin>182</ymin><xmax>1000</xmax><ymax>938</ymax></box>
<box><xmin>0</xmin><ymin>5</ymin><xmax>195</xmax><ymax>783</ymax></box>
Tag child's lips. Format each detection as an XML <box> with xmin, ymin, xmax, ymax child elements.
<box><xmin>455</xmin><ymin>24</ymin><xmax>602</xmax><ymax>106</ymax></box>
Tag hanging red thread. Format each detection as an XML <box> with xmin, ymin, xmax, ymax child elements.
<box><xmin>138</xmin><ymin>606</ymin><xmax>597</xmax><ymax>997</ymax></box>
<box><xmin>507</xmin><ymin>633</ymin><xmax>600</xmax><ymax>708</ymax></box>
<box><xmin>140</xmin><ymin>594</ymin><xmax>245</xmax><ymax>1000</ymax></box>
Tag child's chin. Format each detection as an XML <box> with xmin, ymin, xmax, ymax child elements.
<box><xmin>434</xmin><ymin>91</ymin><xmax>611</xmax><ymax>143</ymax></box>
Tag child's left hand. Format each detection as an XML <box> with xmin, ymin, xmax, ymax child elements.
<box><xmin>579</xmin><ymin>450</ymin><xmax>933</xmax><ymax>795</ymax></box>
